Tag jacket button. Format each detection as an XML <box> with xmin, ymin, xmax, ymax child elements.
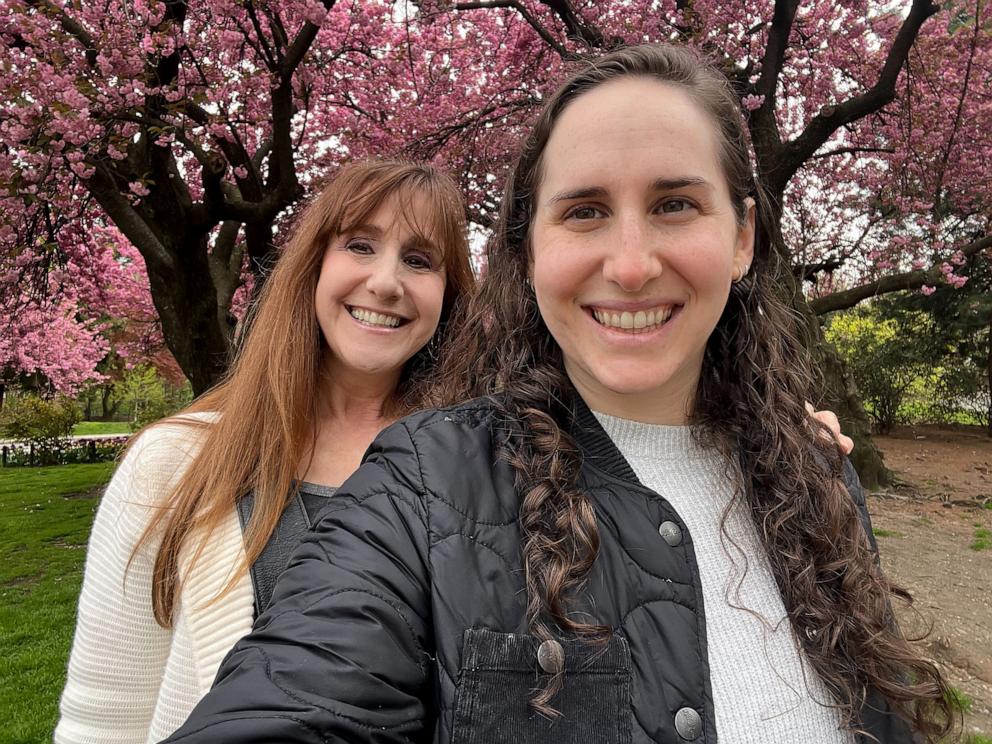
<box><xmin>674</xmin><ymin>707</ymin><xmax>702</xmax><ymax>740</ymax></box>
<box><xmin>537</xmin><ymin>639</ymin><xmax>564</xmax><ymax>674</ymax></box>
<box><xmin>658</xmin><ymin>520</ymin><xmax>683</xmax><ymax>546</ymax></box>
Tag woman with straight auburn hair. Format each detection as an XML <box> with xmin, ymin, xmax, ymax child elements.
<box><xmin>55</xmin><ymin>160</ymin><xmax>475</xmax><ymax>744</ymax></box>
<box><xmin>160</xmin><ymin>43</ymin><xmax>950</xmax><ymax>744</ymax></box>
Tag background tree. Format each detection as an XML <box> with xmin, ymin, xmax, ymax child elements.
<box><xmin>825</xmin><ymin>305</ymin><xmax>942</xmax><ymax>434</ymax></box>
<box><xmin>868</xmin><ymin>255</ymin><xmax>992</xmax><ymax>433</ymax></box>
<box><xmin>3</xmin><ymin>0</ymin><xmax>990</xmax><ymax>485</ymax></box>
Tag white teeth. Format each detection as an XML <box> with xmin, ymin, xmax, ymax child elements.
<box><xmin>349</xmin><ymin>307</ymin><xmax>401</xmax><ymax>328</ymax></box>
<box><xmin>592</xmin><ymin>306</ymin><xmax>674</xmax><ymax>332</ymax></box>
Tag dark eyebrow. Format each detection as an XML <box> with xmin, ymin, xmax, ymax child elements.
<box><xmin>546</xmin><ymin>186</ymin><xmax>608</xmax><ymax>206</ymax></box>
<box><xmin>546</xmin><ymin>178</ymin><xmax>713</xmax><ymax>207</ymax></box>
<box><xmin>650</xmin><ymin>177</ymin><xmax>712</xmax><ymax>191</ymax></box>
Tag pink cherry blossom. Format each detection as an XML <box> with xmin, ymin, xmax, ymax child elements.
<box><xmin>0</xmin><ymin>0</ymin><xmax>987</xmax><ymax>391</ymax></box>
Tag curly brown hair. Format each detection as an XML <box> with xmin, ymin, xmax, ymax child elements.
<box><xmin>435</xmin><ymin>44</ymin><xmax>952</xmax><ymax>738</ymax></box>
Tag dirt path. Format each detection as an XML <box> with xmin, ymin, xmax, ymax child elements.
<box><xmin>871</xmin><ymin>426</ymin><xmax>992</xmax><ymax>739</ymax></box>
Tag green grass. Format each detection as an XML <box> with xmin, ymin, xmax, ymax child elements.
<box><xmin>71</xmin><ymin>421</ymin><xmax>132</xmax><ymax>436</ymax></box>
<box><xmin>971</xmin><ymin>528</ymin><xmax>991</xmax><ymax>551</ymax></box>
<box><xmin>964</xmin><ymin>735</ymin><xmax>992</xmax><ymax>744</ymax></box>
<box><xmin>0</xmin><ymin>463</ymin><xmax>114</xmax><ymax>743</ymax></box>
<box><xmin>872</xmin><ymin>527</ymin><xmax>903</xmax><ymax>538</ymax></box>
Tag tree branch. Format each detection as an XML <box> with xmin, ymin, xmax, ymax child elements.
<box><xmin>24</xmin><ymin>0</ymin><xmax>98</xmax><ymax>67</ymax></box>
<box><xmin>86</xmin><ymin>164</ymin><xmax>176</xmax><ymax>273</ymax></box>
<box><xmin>537</xmin><ymin>0</ymin><xmax>609</xmax><ymax>48</ymax></box>
<box><xmin>776</xmin><ymin>0</ymin><xmax>940</xmax><ymax>193</ymax></box>
<box><xmin>281</xmin><ymin>0</ymin><xmax>337</xmax><ymax>81</ymax></box>
<box><xmin>810</xmin><ymin>233</ymin><xmax>992</xmax><ymax>315</ymax></box>
<box><xmin>930</xmin><ymin>0</ymin><xmax>981</xmax><ymax>213</ymax></box>
<box><xmin>243</xmin><ymin>0</ymin><xmax>279</xmax><ymax>71</ymax></box>
<box><xmin>209</xmin><ymin>220</ymin><xmax>243</xmax><ymax>310</ymax></box>
<box><xmin>794</xmin><ymin>257</ymin><xmax>846</xmax><ymax>282</ymax></box>
<box><xmin>754</xmin><ymin>0</ymin><xmax>799</xmax><ymax>105</ymax></box>
<box><xmin>454</xmin><ymin>1</ymin><xmax>567</xmax><ymax>56</ymax></box>
<box><xmin>810</xmin><ymin>145</ymin><xmax>896</xmax><ymax>160</ymax></box>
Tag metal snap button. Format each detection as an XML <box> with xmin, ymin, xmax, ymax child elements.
<box><xmin>536</xmin><ymin>638</ymin><xmax>564</xmax><ymax>674</ymax></box>
<box><xmin>674</xmin><ymin>706</ymin><xmax>702</xmax><ymax>740</ymax></box>
<box><xmin>658</xmin><ymin>520</ymin><xmax>683</xmax><ymax>547</ymax></box>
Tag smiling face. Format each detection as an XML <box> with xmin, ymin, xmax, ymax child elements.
<box><xmin>530</xmin><ymin>76</ymin><xmax>754</xmax><ymax>423</ymax></box>
<box><xmin>315</xmin><ymin>190</ymin><xmax>447</xmax><ymax>389</ymax></box>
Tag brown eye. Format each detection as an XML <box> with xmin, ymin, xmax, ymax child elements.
<box><xmin>659</xmin><ymin>199</ymin><xmax>694</xmax><ymax>214</ymax></box>
<box><xmin>565</xmin><ymin>205</ymin><xmax>606</xmax><ymax>221</ymax></box>
<box><xmin>403</xmin><ymin>252</ymin><xmax>434</xmax><ymax>271</ymax></box>
<box><xmin>346</xmin><ymin>239</ymin><xmax>374</xmax><ymax>254</ymax></box>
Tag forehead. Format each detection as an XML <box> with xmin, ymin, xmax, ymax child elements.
<box><xmin>342</xmin><ymin>187</ymin><xmax>441</xmax><ymax>245</ymax></box>
<box><xmin>539</xmin><ymin>77</ymin><xmax>726</xmax><ymax>197</ymax></box>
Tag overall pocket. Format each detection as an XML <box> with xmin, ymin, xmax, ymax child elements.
<box><xmin>450</xmin><ymin>628</ymin><xmax>632</xmax><ymax>744</ymax></box>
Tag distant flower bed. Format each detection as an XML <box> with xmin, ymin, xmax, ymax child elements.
<box><xmin>1</xmin><ymin>436</ymin><xmax>130</xmax><ymax>467</ymax></box>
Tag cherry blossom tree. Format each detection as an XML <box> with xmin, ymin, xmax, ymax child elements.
<box><xmin>2</xmin><ymin>0</ymin><xmax>990</xmax><ymax>483</ymax></box>
<box><xmin>0</xmin><ymin>223</ymin><xmax>159</xmax><ymax>406</ymax></box>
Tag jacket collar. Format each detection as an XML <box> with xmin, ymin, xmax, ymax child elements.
<box><xmin>567</xmin><ymin>392</ymin><xmax>640</xmax><ymax>484</ymax></box>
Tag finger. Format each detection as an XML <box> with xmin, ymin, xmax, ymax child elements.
<box><xmin>810</xmin><ymin>408</ymin><xmax>841</xmax><ymax>434</ymax></box>
<box><xmin>839</xmin><ymin>434</ymin><xmax>854</xmax><ymax>455</ymax></box>
<box><xmin>820</xmin><ymin>411</ymin><xmax>841</xmax><ymax>436</ymax></box>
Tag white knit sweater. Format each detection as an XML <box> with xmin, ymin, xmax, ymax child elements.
<box><xmin>55</xmin><ymin>415</ymin><xmax>255</xmax><ymax>744</ymax></box>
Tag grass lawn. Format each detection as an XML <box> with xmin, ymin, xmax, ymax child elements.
<box><xmin>71</xmin><ymin>421</ymin><xmax>132</xmax><ymax>436</ymax></box>
<box><xmin>0</xmin><ymin>463</ymin><xmax>114</xmax><ymax>743</ymax></box>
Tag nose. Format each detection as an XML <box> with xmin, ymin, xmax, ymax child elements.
<box><xmin>601</xmin><ymin>214</ymin><xmax>663</xmax><ymax>292</ymax></box>
<box><xmin>365</xmin><ymin>253</ymin><xmax>404</xmax><ymax>301</ymax></box>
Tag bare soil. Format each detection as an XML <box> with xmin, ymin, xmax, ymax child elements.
<box><xmin>870</xmin><ymin>425</ymin><xmax>992</xmax><ymax>739</ymax></box>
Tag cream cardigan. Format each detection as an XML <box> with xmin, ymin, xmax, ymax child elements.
<box><xmin>55</xmin><ymin>416</ymin><xmax>255</xmax><ymax>744</ymax></box>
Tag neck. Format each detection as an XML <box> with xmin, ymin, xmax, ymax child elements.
<box><xmin>565</xmin><ymin>362</ymin><xmax>699</xmax><ymax>426</ymax></box>
<box><xmin>316</xmin><ymin>367</ymin><xmax>400</xmax><ymax>431</ymax></box>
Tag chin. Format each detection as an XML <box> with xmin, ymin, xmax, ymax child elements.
<box><xmin>589</xmin><ymin>368</ymin><xmax>679</xmax><ymax>397</ymax></box>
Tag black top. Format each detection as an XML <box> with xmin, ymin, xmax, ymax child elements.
<box><xmin>236</xmin><ymin>481</ymin><xmax>338</xmax><ymax>618</ymax></box>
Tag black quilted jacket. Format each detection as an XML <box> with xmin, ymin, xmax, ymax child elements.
<box><xmin>163</xmin><ymin>397</ymin><xmax>915</xmax><ymax>744</ymax></box>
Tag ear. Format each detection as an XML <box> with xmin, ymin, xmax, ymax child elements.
<box><xmin>733</xmin><ymin>197</ymin><xmax>756</xmax><ymax>275</ymax></box>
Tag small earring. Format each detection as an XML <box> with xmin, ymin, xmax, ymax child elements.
<box><xmin>733</xmin><ymin>264</ymin><xmax>750</xmax><ymax>283</ymax></box>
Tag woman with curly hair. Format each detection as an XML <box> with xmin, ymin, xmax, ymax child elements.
<box><xmin>161</xmin><ymin>44</ymin><xmax>948</xmax><ymax>744</ymax></box>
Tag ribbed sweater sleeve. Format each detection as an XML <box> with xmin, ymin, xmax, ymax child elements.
<box><xmin>54</xmin><ymin>422</ymin><xmax>204</xmax><ymax>744</ymax></box>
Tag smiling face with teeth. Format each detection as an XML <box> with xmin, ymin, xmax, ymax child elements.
<box><xmin>530</xmin><ymin>77</ymin><xmax>755</xmax><ymax>424</ymax></box>
<box><xmin>315</xmin><ymin>190</ymin><xmax>447</xmax><ymax>392</ymax></box>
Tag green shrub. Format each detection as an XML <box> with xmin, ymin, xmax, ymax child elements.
<box><xmin>825</xmin><ymin>309</ymin><xmax>932</xmax><ymax>433</ymax></box>
<box><xmin>0</xmin><ymin>395</ymin><xmax>82</xmax><ymax>465</ymax></box>
<box><xmin>115</xmin><ymin>365</ymin><xmax>193</xmax><ymax>430</ymax></box>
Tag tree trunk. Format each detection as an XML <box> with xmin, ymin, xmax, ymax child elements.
<box><xmin>987</xmin><ymin>309</ymin><xmax>991</xmax><ymax>437</ymax></box>
<box><xmin>100</xmin><ymin>384</ymin><xmax>118</xmax><ymax>420</ymax></box>
<box><xmin>794</xmin><ymin>285</ymin><xmax>892</xmax><ymax>489</ymax></box>
<box><xmin>145</xmin><ymin>237</ymin><xmax>235</xmax><ymax>396</ymax></box>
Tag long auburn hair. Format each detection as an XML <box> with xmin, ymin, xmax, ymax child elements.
<box><xmin>137</xmin><ymin>159</ymin><xmax>474</xmax><ymax>627</ymax></box>
<box><xmin>437</xmin><ymin>44</ymin><xmax>951</xmax><ymax>737</ymax></box>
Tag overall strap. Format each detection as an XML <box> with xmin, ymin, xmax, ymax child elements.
<box><xmin>236</xmin><ymin>492</ymin><xmax>313</xmax><ymax>619</ymax></box>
